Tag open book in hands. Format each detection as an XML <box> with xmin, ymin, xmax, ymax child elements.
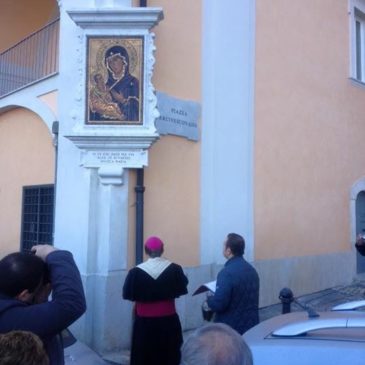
<box><xmin>192</xmin><ymin>280</ymin><xmax>216</xmax><ymax>296</ymax></box>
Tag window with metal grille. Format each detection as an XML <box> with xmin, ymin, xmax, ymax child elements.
<box><xmin>20</xmin><ymin>184</ymin><xmax>54</xmax><ymax>252</ymax></box>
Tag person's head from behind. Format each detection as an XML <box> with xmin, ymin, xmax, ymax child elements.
<box><xmin>144</xmin><ymin>236</ymin><xmax>164</xmax><ymax>258</ymax></box>
<box><xmin>0</xmin><ymin>331</ymin><xmax>49</xmax><ymax>365</ymax></box>
<box><xmin>180</xmin><ymin>323</ymin><xmax>253</xmax><ymax>365</ymax></box>
<box><xmin>0</xmin><ymin>252</ymin><xmax>47</xmax><ymax>304</ymax></box>
<box><xmin>224</xmin><ymin>233</ymin><xmax>245</xmax><ymax>259</ymax></box>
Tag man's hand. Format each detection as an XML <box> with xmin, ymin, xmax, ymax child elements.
<box><xmin>206</xmin><ymin>290</ymin><xmax>214</xmax><ymax>298</ymax></box>
<box><xmin>31</xmin><ymin>244</ymin><xmax>58</xmax><ymax>261</ymax></box>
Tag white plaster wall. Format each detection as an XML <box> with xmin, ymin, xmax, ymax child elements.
<box><xmin>200</xmin><ymin>0</ymin><xmax>256</xmax><ymax>264</ymax></box>
<box><xmin>0</xmin><ymin>76</ymin><xmax>58</xmax><ymax>132</ymax></box>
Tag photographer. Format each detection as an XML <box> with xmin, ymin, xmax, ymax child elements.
<box><xmin>0</xmin><ymin>244</ymin><xmax>86</xmax><ymax>365</ymax></box>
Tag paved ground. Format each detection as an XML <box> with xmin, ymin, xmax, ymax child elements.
<box><xmin>103</xmin><ymin>274</ymin><xmax>365</xmax><ymax>364</ymax></box>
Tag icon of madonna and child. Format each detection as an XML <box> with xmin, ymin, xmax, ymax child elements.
<box><xmin>87</xmin><ymin>38</ymin><xmax>143</xmax><ymax>124</ymax></box>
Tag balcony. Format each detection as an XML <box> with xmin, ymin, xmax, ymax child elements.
<box><xmin>0</xmin><ymin>19</ymin><xmax>59</xmax><ymax>98</ymax></box>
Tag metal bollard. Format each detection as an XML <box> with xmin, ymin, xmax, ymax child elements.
<box><xmin>279</xmin><ymin>287</ymin><xmax>294</xmax><ymax>314</ymax></box>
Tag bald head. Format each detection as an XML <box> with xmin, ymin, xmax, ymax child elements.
<box><xmin>181</xmin><ymin>323</ymin><xmax>253</xmax><ymax>365</ymax></box>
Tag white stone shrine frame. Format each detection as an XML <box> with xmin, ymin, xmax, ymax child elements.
<box><xmin>64</xmin><ymin>5</ymin><xmax>163</xmax><ymax>172</ymax></box>
<box><xmin>54</xmin><ymin>0</ymin><xmax>164</xmax><ymax>353</ymax></box>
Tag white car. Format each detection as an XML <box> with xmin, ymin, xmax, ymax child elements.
<box><xmin>243</xmin><ymin>307</ymin><xmax>365</xmax><ymax>365</ymax></box>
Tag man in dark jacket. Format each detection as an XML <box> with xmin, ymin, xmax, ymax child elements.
<box><xmin>207</xmin><ymin>233</ymin><xmax>259</xmax><ymax>334</ymax></box>
<box><xmin>0</xmin><ymin>244</ymin><xmax>86</xmax><ymax>365</ymax></box>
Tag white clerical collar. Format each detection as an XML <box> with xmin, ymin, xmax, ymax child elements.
<box><xmin>137</xmin><ymin>257</ymin><xmax>172</xmax><ymax>280</ymax></box>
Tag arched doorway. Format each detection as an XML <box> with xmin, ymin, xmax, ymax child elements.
<box><xmin>356</xmin><ymin>191</ymin><xmax>365</xmax><ymax>273</ymax></box>
<box><xmin>351</xmin><ymin>177</ymin><xmax>365</xmax><ymax>274</ymax></box>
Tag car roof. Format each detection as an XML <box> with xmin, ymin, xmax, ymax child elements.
<box><xmin>272</xmin><ymin>313</ymin><xmax>365</xmax><ymax>336</ymax></box>
<box><xmin>243</xmin><ymin>311</ymin><xmax>365</xmax><ymax>341</ymax></box>
<box><xmin>243</xmin><ymin>311</ymin><xmax>365</xmax><ymax>365</ymax></box>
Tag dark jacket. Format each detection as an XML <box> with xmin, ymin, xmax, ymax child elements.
<box><xmin>123</xmin><ymin>263</ymin><xmax>188</xmax><ymax>302</ymax></box>
<box><xmin>207</xmin><ymin>256</ymin><xmax>259</xmax><ymax>334</ymax></box>
<box><xmin>0</xmin><ymin>250</ymin><xmax>86</xmax><ymax>365</ymax></box>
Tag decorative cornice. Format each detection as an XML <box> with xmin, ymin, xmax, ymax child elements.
<box><xmin>65</xmin><ymin>134</ymin><xmax>159</xmax><ymax>150</ymax></box>
<box><xmin>98</xmin><ymin>165</ymin><xmax>124</xmax><ymax>185</ymax></box>
<box><xmin>67</xmin><ymin>8</ymin><xmax>164</xmax><ymax>29</ymax></box>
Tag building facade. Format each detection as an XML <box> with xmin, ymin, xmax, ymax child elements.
<box><xmin>1</xmin><ymin>0</ymin><xmax>365</xmax><ymax>356</ymax></box>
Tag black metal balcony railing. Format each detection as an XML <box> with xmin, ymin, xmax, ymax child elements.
<box><xmin>0</xmin><ymin>19</ymin><xmax>59</xmax><ymax>98</ymax></box>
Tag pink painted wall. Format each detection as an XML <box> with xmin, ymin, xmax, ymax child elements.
<box><xmin>0</xmin><ymin>0</ymin><xmax>58</xmax><ymax>52</ymax></box>
<box><xmin>140</xmin><ymin>0</ymin><xmax>202</xmax><ymax>266</ymax></box>
<box><xmin>0</xmin><ymin>108</ymin><xmax>54</xmax><ymax>257</ymax></box>
<box><xmin>254</xmin><ymin>0</ymin><xmax>365</xmax><ymax>259</ymax></box>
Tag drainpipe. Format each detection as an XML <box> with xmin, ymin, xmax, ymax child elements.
<box><xmin>51</xmin><ymin>121</ymin><xmax>59</xmax><ymax>245</ymax></box>
<box><xmin>135</xmin><ymin>169</ymin><xmax>145</xmax><ymax>264</ymax></box>
<box><xmin>135</xmin><ymin>0</ymin><xmax>148</xmax><ymax>265</ymax></box>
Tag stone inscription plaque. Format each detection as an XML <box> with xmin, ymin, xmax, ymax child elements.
<box><xmin>81</xmin><ymin>150</ymin><xmax>148</xmax><ymax>168</ymax></box>
<box><xmin>155</xmin><ymin>92</ymin><xmax>201</xmax><ymax>141</ymax></box>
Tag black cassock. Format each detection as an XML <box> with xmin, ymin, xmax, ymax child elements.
<box><xmin>123</xmin><ymin>260</ymin><xmax>188</xmax><ymax>365</ymax></box>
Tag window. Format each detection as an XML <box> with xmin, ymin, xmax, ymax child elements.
<box><xmin>20</xmin><ymin>185</ymin><xmax>55</xmax><ymax>252</ymax></box>
<box><xmin>350</xmin><ymin>0</ymin><xmax>365</xmax><ymax>82</ymax></box>
<box><xmin>355</xmin><ymin>10</ymin><xmax>365</xmax><ymax>80</ymax></box>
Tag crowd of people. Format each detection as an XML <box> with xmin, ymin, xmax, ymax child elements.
<box><xmin>0</xmin><ymin>232</ymin><xmax>258</xmax><ymax>365</ymax></box>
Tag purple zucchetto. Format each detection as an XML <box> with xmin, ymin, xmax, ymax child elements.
<box><xmin>145</xmin><ymin>236</ymin><xmax>164</xmax><ymax>251</ymax></box>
